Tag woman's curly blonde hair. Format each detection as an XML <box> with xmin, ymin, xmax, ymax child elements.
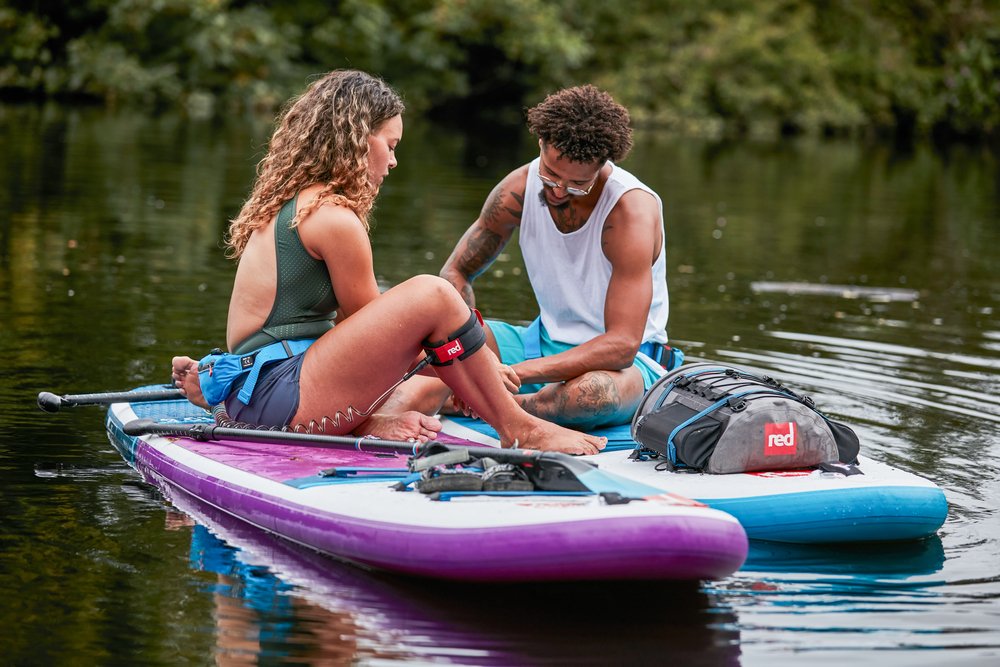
<box><xmin>225</xmin><ymin>70</ymin><xmax>404</xmax><ymax>258</ymax></box>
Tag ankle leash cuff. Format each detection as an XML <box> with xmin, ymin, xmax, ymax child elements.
<box><xmin>423</xmin><ymin>309</ymin><xmax>486</xmax><ymax>366</ymax></box>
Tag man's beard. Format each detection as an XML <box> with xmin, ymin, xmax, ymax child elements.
<box><xmin>539</xmin><ymin>189</ymin><xmax>569</xmax><ymax>211</ymax></box>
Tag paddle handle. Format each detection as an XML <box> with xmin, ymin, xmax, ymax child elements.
<box><xmin>38</xmin><ymin>387</ymin><xmax>183</xmax><ymax>412</ymax></box>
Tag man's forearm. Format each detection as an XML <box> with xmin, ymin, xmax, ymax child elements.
<box><xmin>440</xmin><ymin>266</ymin><xmax>476</xmax><ymax>308</ymax></box>
<box><xmin>514</xmin><ymin>335</ymin><xmax>639</xmax><ymax>384</ymax></box>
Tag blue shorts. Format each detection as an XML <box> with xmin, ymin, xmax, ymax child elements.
<box><xmin>224</xmin><ymin>353</ymin><xmax>305</xmax><ymax>427</ymax></box>
<box><xmin>488</xmin><ymin>319</ymin><xmax>678</xmax><ymax>394</ymax></box>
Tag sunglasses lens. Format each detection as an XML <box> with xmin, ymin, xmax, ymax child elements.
<box><xmin>538</xmin><ymin>172</ymin><xmax>593</xmax><ymax>196</ymax></box>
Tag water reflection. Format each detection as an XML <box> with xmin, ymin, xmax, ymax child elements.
<box><xmin>2</xmin><ymin>104</ymin><xmax>999</xmax><ymax>665</ymax></box>
<box><xmin>166</xmin><ymin>485</ymin><xmax>742</xmax><ymax>666</ymax></box>
<box><xmin>717</xmin><ymin>538</ymin><xmax>987</xmax><ymax>661</ymax></box>
<box><xmin>742</xmin><ymin>539</ymin><xmax>946</xmax><ymax>581</ymax></box>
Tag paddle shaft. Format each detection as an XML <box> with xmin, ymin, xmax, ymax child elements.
<box><xmin>123</xmin><ymin>418</ymin><xmax>420</xmax><ymax>453</ymax></box>
<box><xmin>121</xmin><ymin>418</ymin><xmax>572</xmax><ymax>466</ymax></box>
<box><xmin>120</xmin><ymin>420</ymin><xmax>664</xmax><ymax>497</ymax></box>
<box><xmin>38</xmin><ymin>387</ymin><xmax>183</xmax><ymax>412</ymax></box>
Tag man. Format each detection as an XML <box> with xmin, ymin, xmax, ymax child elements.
<box><xmin>402</xmin><ymin>84</ymin><xmax>682</xmax><ymax>430</ymax></box>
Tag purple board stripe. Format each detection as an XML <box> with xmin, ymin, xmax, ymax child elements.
<box><xmin>127</xmin><ymin>435</ymin><xmax>746</xmax><ymax>581</ymax></box>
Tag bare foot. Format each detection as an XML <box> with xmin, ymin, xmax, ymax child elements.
<box><xmin>505</xmin><ymin>418</ymin><xmax>607</xmax><ymax>456</ymax></box>
<box><xmin>171</xmin><ymin>355</ymin><xmax>209</xmax><ymax>409</ymax></box>
<box><xmin>357</xmin><ymin>411</ymin><xmax>442</xmax><ymax>443</ymax></box>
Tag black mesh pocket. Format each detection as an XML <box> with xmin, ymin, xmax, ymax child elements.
<box><xmin>828</xmin><ymin>419</ymin><xmax>861</xmax><ymax>463</ymax></box>
<box><xmin>673</xmin><ymin>416</ymin><xmax>724</xmax><ymax>469</ymax></box>
<box><xmin>634</xmin><ymin>402</ymin><xmax>723</xmax><ymax>468</ymax></box>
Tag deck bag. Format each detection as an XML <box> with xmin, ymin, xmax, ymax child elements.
<box><xmin>631</xmin><ymin>362</ymin><xmax>860</xmax><ymax>473</ymax></box>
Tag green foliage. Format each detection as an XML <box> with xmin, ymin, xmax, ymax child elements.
<box><xmin>65</xmin><ymin>39</ymin><xmax>181</xmax><ymax>105</ymax></box>
<box><xmin>938</xmin><ymin>32</ymin><xmax>1000</xmax><ymax>134</ymax></box>
<box><xmin>58</xmin><ymin>0</ymin><xmax>302</xmax><ymax>113</ymax></box>
<box><xmin>298</xmin><ymin>0</ymin><xmax>592</xmax><ymax>112</ymax></box>
<box><xmin>589</xmin><ymin>1</ymin><xmax>866</xmax><ymax>135</ymax></box>
<box><xmin>0</xmin><ymin>7</ymin><xmax>59</xmax><ymax>91</ymax></box>
<box><xmin>1</xmin><ymin>0</ymin><xmax>998</xmax><ymax>136</ymax></box>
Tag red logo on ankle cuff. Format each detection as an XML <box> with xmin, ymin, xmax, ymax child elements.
<box><xmin>434</xmin><ymin>339</ymin><xmax>464</xmax><ymax>363</ymax></box>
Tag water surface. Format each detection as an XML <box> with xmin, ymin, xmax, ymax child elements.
<box><xmin>0</xmin><ymin>104</ymin><xmax>997</xmax><ymax>665</ymax></box>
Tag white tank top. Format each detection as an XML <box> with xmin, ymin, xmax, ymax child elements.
<box><xmin>519</xmin><ymin>158</ymin><xmax>670</xmax><ymax>346</ymax></box>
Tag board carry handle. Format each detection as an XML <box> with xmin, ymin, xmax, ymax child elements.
<box><xmin>37</xmin><ymin>387</ymin><xmax>184</xmax><ymax>412</ymax></box>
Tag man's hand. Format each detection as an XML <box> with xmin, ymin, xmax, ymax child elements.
<box><xmin>498</xmin><ymin>360</ymin><xmax>521</xmax><ymax>394</ymax></box>
<box><xmin>452</xmin><ymin>355</ymin><xmax>521</xmax><ymax>419</ymax></box>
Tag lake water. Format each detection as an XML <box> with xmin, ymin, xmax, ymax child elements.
<box><xmin>1</xmin><ymin>103</ymin><xmax>997</xmax><ymax>665</ymax></box>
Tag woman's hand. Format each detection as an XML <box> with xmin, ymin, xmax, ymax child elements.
<box><xmin>172</xmin><ymin>356</ymin><xmax>210</xmax><ymax>409</ymax></box>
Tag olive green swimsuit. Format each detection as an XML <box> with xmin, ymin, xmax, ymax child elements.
<box><xmin>232</xmin><ymin>196</ymin><xmax>339</xmax><ymax>355</ymax></box>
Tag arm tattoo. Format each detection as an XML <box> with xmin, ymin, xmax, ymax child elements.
<box><xmin>600</xmin><ymin>220</ymin><xmax>617</xmax><ymax>250</ymax></box>
<box><xmin>483</xmin><ymin>186</ymin><xmax>523</xmax><ymax>226</ymax></box>
<box><xmin>460</xmin><ymin>283</ymin><xmax>474</xmax><ymax>308</ymax></box>
<box><xmin>458</xmin><ymin>183</ymin><xmax>524</xmax><ymax>280</ymax></box>
<box><xmin>457</xmin><ymin>222</ymin><xmax>505</xmax><ymax>280</ymax></box>
<box><xmin>449</xmin><ymin>183</ymin><xmax>521</xmax><ymax>306</ymax></box>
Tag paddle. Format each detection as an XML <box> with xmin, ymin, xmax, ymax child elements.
<box><xmin>124</xmin><ymin>418</ymin><xmax>566</xmax><ymax>462</ymax></box>
<box><xmin>123</xmin><ymin>418</ymin><xmax>424</xmax><ymax>455</ymax></box>
<box><xmin>122</xmin><ymin>419</ymin><xmax>667</xmax><ymax>499</ymax></box>
<box><xmin>38</xmin><ymin>387</ymin><xmax>184</xmax><ymax>412</ymax></box>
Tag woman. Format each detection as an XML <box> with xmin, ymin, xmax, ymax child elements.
<box><xmin>172</xmin><ymin>70</ymin><xmax>605</xmax><ymax>455</ymax></box>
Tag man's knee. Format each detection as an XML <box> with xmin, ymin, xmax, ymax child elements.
<box><xmin>521</xmin><ymin>371</ymin><xmax>627</xmax><ymax>425</ymax></box>
<box><xmin>562</xmin><ymin>371</ymin><xmax>620</xmax><ymax>415</ymax></box>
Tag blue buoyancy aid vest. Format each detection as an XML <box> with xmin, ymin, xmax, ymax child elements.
<box><xmin>198</xmin><ymin>338</ymin><xmax>316</xmax><ymax>407</ymax></box>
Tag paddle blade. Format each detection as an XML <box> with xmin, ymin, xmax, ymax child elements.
<box><xmin>37</xmin><ymin>387</ymin><xmax>183</xmax><ymax>412</ymax></box>
<box><xmin>575</xmin><ymin>467</ymin><xmax>675</xmax><ymax>499</ymax></box>
<box><xmin>37</xmin><ymin>392</ymin><xmax>65</xmax><ymax>413</ymax></box>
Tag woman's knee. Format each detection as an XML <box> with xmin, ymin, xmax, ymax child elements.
<box><xmin>397</xmin><ymin>275</ymin><xmax>466</xmax><ymax>312</ymax></box>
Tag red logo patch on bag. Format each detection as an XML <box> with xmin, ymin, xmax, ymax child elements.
<box><xmin>764</xmin><ymin>422</ymin><xmax>797</xmax><ymax>456</ymax></box>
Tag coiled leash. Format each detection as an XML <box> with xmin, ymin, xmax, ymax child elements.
<box><xmin>292</xmin><ymin>309</ymin><xmax>487</xmax><ymax>434</ymax></box>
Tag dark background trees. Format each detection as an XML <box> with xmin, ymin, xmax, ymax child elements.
<box><xmin>2</xmin><ymin>0</ymin><xmax>997</xmax><ymax>138</ymax></box>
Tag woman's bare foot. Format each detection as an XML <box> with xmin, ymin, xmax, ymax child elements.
<box><xmin>357</xmin><ymin>411</ymin><xmax>442</xmax><ymax>443</ymax></box>
<box><xmin>503</xmin><ymin>418</ymin><xmax>607</xmax><ymax>455</ymax></box>
<box><xmin>171</xmin><ymin>355</ymin><xmax>209</xmax><ymax>409</ymax></box>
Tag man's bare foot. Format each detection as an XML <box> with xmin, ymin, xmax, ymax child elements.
<box><xmin>171</xmin><ymin>355</ymin><xmax>209</xmax><ymax>409</ymax></box>
<box><xmin>357</xmin><ymin>412</ymin><xmax>442</xmax><ymax>443</ymax></box>
<box><xmin>503</xmin><ymin>418</ymin><xmax>607</xmax><ymax>455</ymax></box>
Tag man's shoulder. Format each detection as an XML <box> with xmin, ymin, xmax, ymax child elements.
<box><xmin>608</xmin><ymin>163</ymin><xmax>659</xmax><ymax>196</ymax></box>
<box><xmin>500</xmin><ymin>163</ymin><xmax>531</xmax><ymax>188</ymax></box>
